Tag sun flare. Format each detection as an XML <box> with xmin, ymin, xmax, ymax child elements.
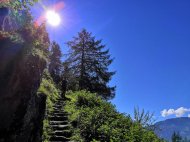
<box><xmin>46</xmin><ymin>10</ymin><xmax>61</xmax><ymax>26</ymax></box>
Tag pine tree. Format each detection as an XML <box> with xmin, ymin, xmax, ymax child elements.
<box><xmin>172</xmin><ymin>131</ymin><xmax>182</xmax><ymax>142</ymax></box>
<box><xmin>49</xmin><ymin>41</ymin><xmax>62</xmax><ymax>85</ymax></box>
<box><xmin>64</xmin><ymin>29</ymin><xmax>115</xmax><ymax>99</ymax></box>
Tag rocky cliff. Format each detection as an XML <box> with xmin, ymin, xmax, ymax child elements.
<box><xmin>0</xmin><ymin>29</ymin><xmax>49</xmax><ymax>142</ymax></box>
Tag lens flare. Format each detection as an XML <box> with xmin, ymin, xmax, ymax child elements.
<box><xmin>34</xmin><ymin>1</ymin><xmax>65</xmax><ymax>27</ymax></box>
<box><xmin>46</xmin><ymin>10</ymin><xmax>61</xmax><ymax>26</ymax></box>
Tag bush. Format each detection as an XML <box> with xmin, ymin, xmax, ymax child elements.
<box><xmin>65</xmin><ymin>91</ymin><xmax>163</xmax><ymax>142</ymax></box>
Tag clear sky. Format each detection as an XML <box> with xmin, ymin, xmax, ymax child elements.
<box><xmin>32</xmin><ymin>0</ymin><xmax>190</xmax><ymax>121</ymax></box>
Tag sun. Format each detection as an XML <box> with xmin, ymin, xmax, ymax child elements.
<box><xmin>46</xmin><ymin>10</ymin><xmax>61</xmax><ymax>26</ymax></box>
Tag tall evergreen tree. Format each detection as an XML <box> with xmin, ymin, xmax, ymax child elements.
<box><xmin>49</xmin><ymin>41</ymin><xmax>62</xmax><ymax>85</ymax></box>
<box><xmin>64</xmin><ymin>29</ymin><xmax>115</xmax><ymax>99</ymax></box>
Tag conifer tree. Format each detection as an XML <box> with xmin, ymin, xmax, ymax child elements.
<box><xmin>172</xmin><ymin>132</ymin><xmax>182</xmax><ymax>142</ymax></box>
<box><xmin>64</xmin><ymin>29</ymin><xmax>115</xmax><ymax>99</ymax></box>
<box><xmin>49</xmin><ymin>41</ymin><xmax>62</xmax><ymax>85</ymax></box>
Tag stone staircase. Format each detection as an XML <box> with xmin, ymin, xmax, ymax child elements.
<box><xmin>48</xmin><ymin>98</ymin><xmax>72</xmax><ymax>142</ymax></box>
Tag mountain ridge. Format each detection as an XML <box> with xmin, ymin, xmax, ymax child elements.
<box><xmin>155</xmin><ymin>117</ymin><xmax>190</xmax><ymax>141</ymax></box>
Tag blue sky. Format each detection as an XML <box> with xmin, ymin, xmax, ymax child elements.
<box><xmin>32</xmin><ymin>0</ymin><xmax>190</xmax><ymax>121</ymax></box>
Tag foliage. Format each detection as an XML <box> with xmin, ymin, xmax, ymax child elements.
<box><xmin>134</xmin><ymin>107</ymin><xmax>155</xmax><ymax>128</ymax></box>
<box><xmin>63</xmin><ymin>29</ymin><xmax>115</xmax><ymax>100</ymax></box>
<box><xmin>0</xmin><ymin>0</ymin><xmax>39</xmax><ymax>31</ymax></box>
<box><xmin>65</xmin><ymin>91</ymin><xmax>163</xmax><ymax>142</ymax></box>
<box><xmin>62</xmin><ymin>61</ymin><xmax>78</xmax><ymax>91</ymax></box>
<box><xmin>42</xmin><ymin>119</ymin><xmax>51</xmax><ymax>142</ymax></box>
<box><xmin>0</xmin><ymin>0</ymin><xmax>38</xmax><ymax>10</ymax></box>
<box><xmin>0</xmin><ymin>31</ymin><xmax>23</xmax><ymax>43</ymax></box>
<box><xmin>0</xmin><ymin>3</ymin><xmax>50</xmax><ymax>61</ymax></box>
<box><xmin>38</xmin><ymin>70</ymin><xmax>61</xmax><ymax>142</ymax></box>
<box><xmin>38</xmin><ymin>69</ymin><xmax>60</xmax><ymax>112</ymax></box>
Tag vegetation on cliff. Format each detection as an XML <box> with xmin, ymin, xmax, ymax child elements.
<box><xmin>38</xmin><ymin>70</ymin><xmax>61</xmax><ymax>142</ymax></box>
<box><xmin>38</xmin><ymin>70</ymin><xmax>60</xmax><ymax>112</ymax></box>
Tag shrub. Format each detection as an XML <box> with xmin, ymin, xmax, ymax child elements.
<box><xmin>65</xmin><ymin>91</ymin><xmax>163</xmax><ymax>142</ymax></box>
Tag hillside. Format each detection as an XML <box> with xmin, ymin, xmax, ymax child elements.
<box><xmin>155</xmin><ymin>117</ymin><xmax>190</xmax><ymax>141</ymax></box>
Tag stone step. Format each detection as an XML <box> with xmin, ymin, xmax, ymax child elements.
<box><xmin>50</xmin><ymin>125</ymin><xmax>71</xmax><ymax>131</ymax></box>
<box><xmin>50</xmin><ymin>141</ymin><xmax>72</xmax><ymax>142</ymax></box>
<box><xmin>52</xmin><ymin>110</ymin><xmax>63</xmax><ymax>114</ymax></box>
<box><xmin>53</xmin><ymin>105</ymin><xmax>63</xmax><ymax>108</ymax></box>
<box><xmin>51</xmin><ymin>125</ymin><xmax>70</xmax><ymax>131</ymax></box>
<box><xmin>54</xmin><ymin>111</ymin><xmax>67</xmax><ymax>113</ymax></box>
<box><xmin>50</xmin><ymin>130</ymin><xmax>72</xmax><ymax>137</ymax></box>
<box><xmin>50</xmin><ymin>114</ymin><xmax>67</xmax><ymax>117</ymax></box>
<box><xmin>50</xmin><ymin>120</ymin><xmax>69</xmax><ymax>125</ymax></box>
<box><xmin>52</xmin><ymin>109</ymin><xmax>62</xmax><ymax>112</ymax></box>
<box><xmin>49</xmin><ymin>136</ymin><xmax>70</xmax><ymax>141</ymax></box>
<box><xmin>56</xmin><ymin>101</ymin><xmax>65</xmax><ymax>104</ymax></box>
<box><xmin>49</xmin><ymin>116</ymin><xmax>68</xmax><ymax>121</ymax></box>
<box><xmin>51</xmin><ymin>112</ymin><xmax>68</xmax><ymax>115</ymax></box>
<box><xmin>54</xmin><ymin>104</ymin><xmax>64</xmax><ymax>107</ymax></box>
<box><xmin>49</xmin><ymin>141</ymin><xmax>70</xmax><ymax>142</ymax></box>
<box><xmin>52</xmin><ymin>107</ymin><xmax>63</xmax><ymax>111</ymax></box>
<box><xmin>48</xmin><ymin>99</ymin><xmax>72</xmax><ymax>141</ymax></box>
<box><xmin>49</xmin><ymin>141</ymin><xmax>65</xmax><ymax>142</ymax></box>
<box><xmin>54</xmin><ymin>103</ymin><xmax>63</xmax><ymax>106</ymax></box>
<box><xmin>52</xmin><ymin>111</ymin><xmax>68</xmax><ymax>114</ymax></box>
<box><xmin>49</xmin><ymin>113</ymin><xmax>65</xmax><ymax>117</ymax></box>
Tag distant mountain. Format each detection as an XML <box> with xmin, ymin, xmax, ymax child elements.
<box><xmin>154</xmin><ymin>117</ymin><xmax>190</xmax><ymax>141</ymax></box>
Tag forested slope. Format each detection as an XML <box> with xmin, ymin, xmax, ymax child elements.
<box><xmin>155</xmin><ymin>117</ymin><xmax>190</xmax><ymax>141</ymax></box>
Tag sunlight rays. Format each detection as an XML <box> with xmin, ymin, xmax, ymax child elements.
<box><xmin>34</xmin><ymin>1</ymin><xmax>65</xmax><ymax>27</ymax></box>
<box><xmin>46</xmin><ymin>10</ymin><xmax>61</xmax><ymax>26</ymax></box>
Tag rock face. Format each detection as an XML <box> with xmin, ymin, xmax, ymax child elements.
<box><xmin>0</xmin><ymin>34</ymin><xmax>47</xmax><ymax>142</ymax></box>
<box><xmin>0</xmin><ymin>7</ymin><xmax>10</xmax><ymax>31</ymax></box>
<box><xmin>0</xmin><ymin>7</ymin><xmax>16</xmax><ymax>32</ymax></box>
